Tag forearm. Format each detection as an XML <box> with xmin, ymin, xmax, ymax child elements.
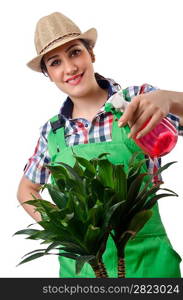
<box><xmin>17</xmin><ymin>181</ymin><xmax>42</xmax><ymax>223</ymax></box>
<box><xmin>163</xmin><ymin>90</ymin><xmax>183</xmax><ymax>124</ymax></box>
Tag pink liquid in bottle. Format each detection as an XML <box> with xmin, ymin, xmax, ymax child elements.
<box><xmin>133</xmin><ymin>117</ymin><xmax>178</xmax><ymax>158</ymax></box>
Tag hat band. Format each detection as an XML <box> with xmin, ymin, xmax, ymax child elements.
<box><xmin>39</xmin><ymin>32</ymin><xmax>80</xmax><ymax>55</ymax></box>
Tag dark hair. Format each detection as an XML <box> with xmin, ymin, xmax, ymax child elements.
<box><xmin>40</xmin><ymin>59</ymin><xmax>48</xmax><ymax>76</ymax></box>
<box><xmin>40</xmin><ymin>39</ymin><xmax>93</xmax><ymax>77</ymax></box>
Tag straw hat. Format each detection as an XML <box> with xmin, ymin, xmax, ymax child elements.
<box><xmin>27</xmin><ymin>12</ymin><xmax>97</xmax><ymax>72</ymax></box>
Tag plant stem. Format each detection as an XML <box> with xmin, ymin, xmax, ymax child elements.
<box><xmin>90</xmin><ymin>260</ymin><xmax>108</xmax><ymax>277</ymax></box>
<box><xmin>98</xmin><ymin>260</ymin><xmax>108</xmax><ymax>277</ymax></box>
<box><xmin>118</xmin><ymin>256</ymin><xmax>125</xmax><ymax>278</ymax></box>
<box><xmin>90</xmin><ymin>264</ymin><xmax>102</xmax><ymax>277</ymax></box>
<box><xmin>115</xmin><ymin>231</ymin><xmax>133</xmax><ymax>278</ymax></box>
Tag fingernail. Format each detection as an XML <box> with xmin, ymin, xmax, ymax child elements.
<box><xmin>118</xmin><ymin>121</ymin><xmax>124</xmax><ymax>127</ymax></box>
<box><xmin>136</xmin><ymin>133</ymin><xmax>142</xmax><ymax>139</ymax></box>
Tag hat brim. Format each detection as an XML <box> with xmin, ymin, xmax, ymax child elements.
<box><xmin>27</xmin><ymin>28</ymin><xmax>97</xmax><ymax>72</ymax></box>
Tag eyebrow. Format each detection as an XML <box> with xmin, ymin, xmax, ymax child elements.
<box><xmin>46</xmin><ymin>44</ymin><xmax>80</xmax><ymax>62</ymax></box>
<box><xmin>47</xmin><ymin>55</ymin><xmax>59</xmax><ymax>63</ymax></box>
<box><xmin>65</xmin><ymin>43</ymin><xmax>79</xmax><ymax>52</ymax></box>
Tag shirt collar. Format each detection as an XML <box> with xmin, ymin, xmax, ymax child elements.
<box><xmin>60</xmin><ymin>74</ymin><xmax>120</xmax><ymax>119</ymax></box>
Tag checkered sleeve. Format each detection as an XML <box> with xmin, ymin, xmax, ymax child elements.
<box><xmin>123</xmin><ymin>83</ymin><xmax>183</xmax><ymax>136</ymax></box>
<box><xmin>178</xmin><ymin>123</ymin><xmax>183</xmax><ymax>135</ymax></box>
<box><xmin>23</xmin><ymin>121</ymin><xmax>51</xmax><ymax>184</ymax></box>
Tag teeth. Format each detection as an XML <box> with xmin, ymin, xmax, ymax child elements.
<box><xmin>69</xmin><ymin>77</ymin><xmax>79</xmax><ymax>82</ymax></box>
<box><xmin>67</xmin><ymin>74</ymin><xmax>82</xmax><ymax>82</ymax></box>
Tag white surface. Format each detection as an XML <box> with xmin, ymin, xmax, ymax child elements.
<box><xmin>0</xmin><ymin>0</ymin><xmax>183</xmax><ymax>277</ymax></box>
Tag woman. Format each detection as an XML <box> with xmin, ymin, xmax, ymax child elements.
<box><xmin>17</xmin><ymin>11</ymin><xmax>183</xmax><ymax>277</ymax></box>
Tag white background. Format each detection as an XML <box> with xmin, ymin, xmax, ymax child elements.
<box><xmin>0</xmin><ymin>0</ymin><xmax>183</xmax><ymax>277</ymax></box>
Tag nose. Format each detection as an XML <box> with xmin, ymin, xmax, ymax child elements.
<box><xmin>64</xmin><ymin>59</ymin><xmax>78</xmax><ymax>75</ymax></box>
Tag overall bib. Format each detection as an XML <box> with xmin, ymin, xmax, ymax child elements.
<box><xmin>47</xmin><ymin>114</ymin><xmax>181</xmax><ymax>278</ymax></box>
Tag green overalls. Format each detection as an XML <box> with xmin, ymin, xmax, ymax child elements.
<box><xmin>47</xmin><ymin>112</ymin><xmax>181</xmax><ymax>278</ymax></box>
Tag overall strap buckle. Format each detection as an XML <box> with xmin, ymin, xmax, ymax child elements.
<box><xmin>50</xmin><ymin>114</ymin><xmax>65</xmax><ymax>133</ymax></box>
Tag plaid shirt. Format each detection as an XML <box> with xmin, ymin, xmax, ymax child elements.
<box><xmin>24</xmin><ymin>77</ymin><xmax>183</xmax><ymax>184</ymax></box>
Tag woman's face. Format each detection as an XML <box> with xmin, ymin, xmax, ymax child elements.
<box><xmin>44</xmin><ymin>39</ymin><xmax>96</xmax><ymax>98</ymax></box>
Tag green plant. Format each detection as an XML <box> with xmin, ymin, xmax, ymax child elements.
<box><xmin>108</xmin><ymin>153</ymin><xmax>178</xmax><ymax>277</ymax></box>
<box><xmin>14</xmin><ymin>152</ymin><xmax>178</xmax><ymax>277</ymax></box>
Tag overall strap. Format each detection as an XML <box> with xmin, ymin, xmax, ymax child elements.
<box><xmin>109</xmin><ymin>107</ymin><xmax>131</xmax><ymax>143</ymax></box>
<box><xmin>110</xmin><ymin>108</ymin><xmax>146</xmax><ymax>172</ymax></box>
<box><xmin>49</xmin><ymin>114</ymin><xmax>67</xmax><ymax>154</ymax></box>
<box><xmin>111</xmin><ymin>118</ymin><xmax>130</xmax><ymax>143</ymax></box>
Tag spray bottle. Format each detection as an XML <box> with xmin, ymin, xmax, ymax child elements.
<box><xmin>106</xmin><ymin>91</ymin><xmax>178</xmax><ymax>158</ymax></box>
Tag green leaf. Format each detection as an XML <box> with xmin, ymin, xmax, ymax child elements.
<box><xmin>84</xmin><ymin>225</ymin><xmax>101</xmax><ymax>252</ymax></box>
<box><xmin>97</xmin><ymin>153</ymin><xmax>110</xmax><ymax>159</ymax></box>
<box><xmin>34</xmin><ymin>202</ymin><xmax>64</xmax><ymax>227</ymax></box>
<box><xmin>128</xmin><ymin>151</ymin><xmax>142</xmax><ymax>166</ymax></box>
<box><xmin>127</xmin><ymin>173</ymin><xmax>148</xmax><ymax>206</ymax></box>
<box><xmin>86</xmin><ymin>193</ymin><xmax>97</xmax><ymax>210</ymax></box>
<box><xmin>45</xmin><ymin>241</ymin><xmax>62</xmax><ymax>253</ymax></box>
<box><xmin>127</xmin><ymin>210</ymin><xmax>153</xmax><ymax>234</ymax></box>
<box><xmin>26</xmin><ymin>230</ymin><xmax>57</xmax><ymax>241</ymax></box>
<box><xmin>144</xmin><ymin>193</ymin><xmax>178</xmax><ymax>209</ymax></box>
<box><xmin>129</xmin><ymin>185</ymin><xmax>161</xmax><ymax>215</ymax></box>
<box><xmin>98</xmin><ymin>159</ymin><xmax>114</xmax><ymax>188</ymax></box>
<box><xmin>17</xmin><ymin>252</ymin><xmax>45</xmax><ymax>266</ymax></box>
<box><xmin>58</xmin><ymin>252</ymin><xmax>79</xmax><ymax>260</ymax></box>
<box><xmin>21</xmin><ymin>249</ymin><xmax>46</xmax><ymax>258</ymax></box>
<box><xmin>155</xmin><ymin>161</ymin><xmax>177</xmax><ymax>176</ymax></box>
<box><xmin>59</xmin><ymin>162</ymin><xmax>83</xmax><ymax>182</ymax></box>
<box><xmin>40</xmin><ymin>240</ymin><xmax>53</xmax><ymax>245</ymax></box>
<box><xmin>159</xmin><ymin>188</ymin><xmax>178</xmax><ymax>196</ymax></box>
<box><xmin>27</xmin><ymin>223</ymin><xmax>37</xmax><ymax>228</ymax></box>
<box><xmin>38</xmin><ymin>219</ymin><xmax>71</xmax><ymax>236</ymax></box>
<box><xmin>76</xmin><ymin>255</ymin><xmax>95</xmax><ymax>274</ymax></box>
<box><xmin>115</xmin><ymin>210</ymin><xmax>153</xmax><ymax>250</ymax></box>
<box><xmin>103</xmin><ymin>188</ymin><xmax>116</xmax><ymax>208</ymax></box>
<box><xmin>136</xmin><ymin>187</ymin><xmax>177</xmax><ymax>212</ymax></box>
<box><xmin>104</xmin><ymin>201</ymin><xmax>125</xmax><ymax>229</ymax></box>
<box><xmin>71</xmin><ymin>198</ymin><xmax>86</xmax><ymax>223</ymax></box>
<box><xmin>56</xmin><ymin>162</ymin><xmax>85</xmax><ymax>195</ymax></box>
<box><xmin>90</xmin><ymin>179</ymin><xmax>105</xmax><ymax>203</ymax></box>
<box><xmin>55</xmin><ymin>178</ymin><xmax>66</xmax><ymax>191</ymax></box>
<box><xmin>13</xmin><ymin>229</ymin><xmax>40</xmax><ymax>236</ymax></box>
<box><xmin>127</xmin><ymin>156</ymin><xmax>148</xmax><ymax>192</ymax></box>
<box><xmin>45</xmin><ymin>164</ymin><xmax>69</xmax><ymax>180</ymax></box>
<box><xmin>135</xmin><ymin>180</ymin><xmax>158</xmax><ymax>202</ymax></box>
<box><xmin>73</xmin><ymin>160</ymin><xmax>84</xmax><ymax>177</ymax></box>
<box><xmin>66</xmin><ymin>218</ymin><xmax>86</xmax><ymax>241</ymax></box>
<box><xmin>87</xmin><ymin>201</ymin><xmax>104</xmax><ymax>227</ymax></box>
<box><xmin>113</xmin><ymin>164</ymin><xmax>127</xmax><ymax>199</ymax></box>
<box><xmin>74</xmin><ymin>156</ymin><xmax>96</xmax><ymax>177</ymax></box>
<box><xmin>127</xmin><ymin>159</ymin><xmax>148</xmax><ymax>180</ymax></box>
<box><xmin>44</xmin><ymin>184</ymin><xmax>68</xmax><ymax>209</ymax></box>
<box><xmin>23</xmin><ymin>199</ymin><xmax>59</xmax><ymax>213</ymax></box>
<box><xmin>57</xmin><ymin>241</ymin><xmax>88</xmax><ymax>255</ymax></box>
<box><xmin>65</xmin><ymin>178</ymin><xmax>84</xmax><ymax>194</ymax></box>
<box><xmin>58</xmin><ymin>247</ymin><xmax>86</xmax><ymax>256</ymax></box>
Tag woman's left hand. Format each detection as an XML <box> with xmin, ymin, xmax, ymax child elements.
<box><xmin>118</xmin><ymin>90</ymin><xmax>171</xmax><ymax>139</ymax></box>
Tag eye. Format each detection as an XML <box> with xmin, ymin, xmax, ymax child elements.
<box><xmin>70</xmin><ymin>49</ymin><xmax>81</xmax><ymax>57</ymax></box>
<box><xmin>50</xmin><ymin>59</ymin><xmax>61</xmax><ymax>67</ymax></box>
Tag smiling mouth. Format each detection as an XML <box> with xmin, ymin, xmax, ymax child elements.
<box><xmin>66</xmin><ymin>72</ymin><xmax>84</xmax><ymax>85</ymax></box>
